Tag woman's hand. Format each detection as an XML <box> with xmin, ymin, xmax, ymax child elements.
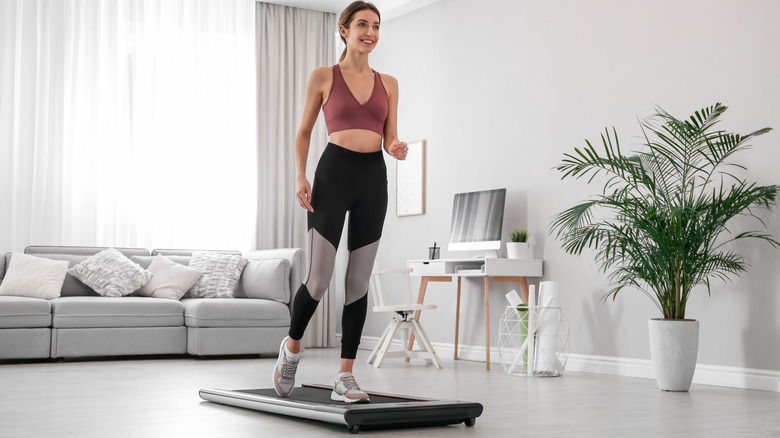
<box><xmin>297</xmin><ymin>178</ymin><xmax>314</xmax><ymax>212</ymax></box>
<box><xmin>388</xmin><ymin>141</ymin><xmax>408</xmax><ymax>160</ymax></box>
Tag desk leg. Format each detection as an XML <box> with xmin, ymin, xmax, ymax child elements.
<box><xmin>454</xmin><ymin>276</ymin><xmax>462</xmax><ymax>360</ymax></box>
<box><xmin>484</xmin><ymin>276</ymin><xmax>491</xmax><ymax>371</ymax></box>
<box><xmin>494</xmin><ymin>276</ymin><xmax>530</xmax><ymax>304</ymax></box>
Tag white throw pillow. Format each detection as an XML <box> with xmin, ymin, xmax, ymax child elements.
<box><xmin>67</xmin><ymin>248</ymin><xmax>152</xmax><ymax>298</ymax></box>
<box><xmin>0</xmin><ymin>253</ymin><xmax>69</xmax><ymax>300</ymax></box>
<box><xmin>185</xmin><ymin>252</ymin><xmax>248</xmax><ymax>299</ymax></box>
<box><xmin>135</xmin><ymin>255</ymin><xmax>203</xmax><ymax>300</ymax></box>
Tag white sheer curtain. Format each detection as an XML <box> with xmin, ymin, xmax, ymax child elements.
<box><xmin>256</xmin><ymin>3</ymin><xmax>338</xmax><ymax>348</ymax></box>
<box><xmin>1</xmin><ymin>0</ymin><xmax>257</xmax><ymax>253</ymax></box>
<box><xmin>0</xmin><ymin>0</ymin><xmax>67</xmax><ymax>251</ymax></box>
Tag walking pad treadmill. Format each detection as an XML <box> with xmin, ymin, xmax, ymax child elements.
<box><xmin>199</xmin><ymin>383</ymin><xmax>483</xmax><ymax>434</ymax></box>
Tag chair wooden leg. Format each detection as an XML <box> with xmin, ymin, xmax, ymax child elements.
<box><xmin>367</xmin><ymin>321</ymin><xmax>395</xmax><ymax>364</ymax></box>
<box><xmin>407</xmin><ymin>277</ymin><xmax>430</xmax><ymax>361</ymax></box>
<box><xmin>411</xmin><ymin>319</ymin><xmax>443</xmax><ymax>369</ymax></box>
<box><xmin>374</xmin><ymin>319</ymin><xmax>402</xmax><ymax>368</ymax></box>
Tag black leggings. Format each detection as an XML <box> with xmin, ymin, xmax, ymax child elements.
<box><xmin>288</xmin><ymin>142</ymin><xmax>388</xmax><ymax>359</ymax></box>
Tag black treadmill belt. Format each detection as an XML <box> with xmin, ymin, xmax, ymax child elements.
<box><xmin>237</xmin><ymin>387</ymin><xmax>424</xmax><ymax>405</ymax></box>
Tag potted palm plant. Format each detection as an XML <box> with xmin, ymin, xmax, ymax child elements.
<box><xmin>507</xmin><ymin>228</ymin><xmax>530</xmax><ymax>259</ymax></box>
<box><xmin>550</xmin><ymin>103</ymin><xmax>778</xmax><ymax>391</ymax></box>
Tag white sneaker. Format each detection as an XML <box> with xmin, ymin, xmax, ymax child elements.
<box><xmin>330</xmin><ymin>372</ymin><xmax>370</xmax><ymax>403</ymax></box>
<box><xmin>272</xmin><ymin>336</ymin><xmax>299</xmax><ymax>397</ymax></box>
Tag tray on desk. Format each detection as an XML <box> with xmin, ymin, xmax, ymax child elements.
<box><xmin>407</xmin><ymin>258</ymin><xmax>543</xmax><ymax>277</ymax></box>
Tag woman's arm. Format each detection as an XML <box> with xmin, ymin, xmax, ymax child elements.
<box><xmin>295</xmin><ymin>67</ymin><xmax>329</xmax><ymax>212</ymax></box>
<box><xmin>382</xmin><ymin>74</ymin><xmax>408</xmax><ymax>161</ymax></box>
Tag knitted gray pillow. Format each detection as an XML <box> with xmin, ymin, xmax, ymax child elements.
<box><xmin>67</xmin><ymin>248</ymin><xmax>152</xmax><ymax>297</ymax></box>
<box><xmin>185</xmin><ymin>252</ymin><xmax>248</xmax><ymax>298</ymax></box>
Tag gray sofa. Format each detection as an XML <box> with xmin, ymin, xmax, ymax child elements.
<box><xmin>0</xmin><ymin>246</ymin><xmax>304</xmax><ymax>360</ymax></box>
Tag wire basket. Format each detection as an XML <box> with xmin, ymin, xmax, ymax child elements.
<box><xmin>498</xmin><ymin>305</ymin><xmax>570</xmax><ymax>377</ymax></box>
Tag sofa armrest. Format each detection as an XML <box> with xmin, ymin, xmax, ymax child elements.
<box><xmin>1</xmin><ymin>252</ymin><xmax>7</xmax><ymax>283</ymax></box>
<box><xmin>244</xmin><ymin>248</ymin><xmax>304</xmax><ymax>308</ymax></box>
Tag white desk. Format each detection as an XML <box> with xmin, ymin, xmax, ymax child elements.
<box><xmin>407</xmin><ymin>258</ymin><xmax>543</xmax><ymax>370</ymax></box>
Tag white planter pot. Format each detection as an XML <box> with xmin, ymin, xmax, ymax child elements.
<box><xmin>506</xmin><ymin>242</ymin><xmax>531</xmax><ymax>259</ymax></box>
<box><xmin>648</xmin><ymin>319</ymin><xmax>699</xmax><ymax>392</ymax></box>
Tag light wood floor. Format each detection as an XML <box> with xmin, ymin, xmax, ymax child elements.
<box><xmin>1</xmin><ymin>348</ymin><xmax>779</xmax><ymax>437</ymax></box>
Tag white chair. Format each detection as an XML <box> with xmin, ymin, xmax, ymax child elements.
<box><xmin>365</xmin><ymin>262</ymin><xmax>443</xmax><ymax>368</ymax></box>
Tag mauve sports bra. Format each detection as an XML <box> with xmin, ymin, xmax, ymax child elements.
<box><xmin>323</xmin><ymin>64</ymin><xmax>388</xmax><ymax>136</ymax></box>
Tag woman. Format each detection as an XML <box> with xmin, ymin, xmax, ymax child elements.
<box><xmin>273</xmin><ymin>1</ymin><xmax>408</xmax><ymax>404</ymax></box>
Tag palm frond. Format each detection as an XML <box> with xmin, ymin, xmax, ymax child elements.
<box><xmin>551</xmin><ymin>103</ymin><xmax>777</xmax><ymax>319</ymax></box>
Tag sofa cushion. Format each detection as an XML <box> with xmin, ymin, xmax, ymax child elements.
<box><xmin>151</xmin><ymin>249</ymin><xmax>241</xmax><ymax>256</ymax></box>
<box><xmin>0</xmin><ymin>296</ymin><xmax>52</xmax><ymax>328</ymax></box>
<box><xmin>133</xmin><ymin>255</ymin><xmax>203</xmax><ymax>300</ymax></box>
<box><xmin>130</xmin><ymin>255</ymin><xmax>193</xmax><ymax>269</ymax></box>
<box><xmin>0</xmin><ymin>253</ymin><xmax>69</xmax><ymax>300</ymax></box>
<box><xmin>23</xmin><ymin>247</ymin><xmax>149</xmax><ymax>297</ymax></box>
<box><xmin>234</xmin><ymin>258</ymin><xmax>290</xmax><ymax>304</ymax></box>
<box><xmin>181</xmin><ymin>298</ymin><xmax>289</xmax><ymax>328</ymax></box>
<box><xmin>26</xmin><ymin>246</ymin><xmax>149</xmax><ymax>258</ymax></box>
<box><xmin>185</xmin><ymin>252</ymin><xmax>248</xmax><ymax>299</ymax></box>
<box><xmin>51</xmin><ymin>297</ymin><xmax>184</xmax><ymax>328</ymax></box>
<box><xmin>67</xmin><ymin>248</ymin><xmax>152</xmax><ymax>298</ymax></box>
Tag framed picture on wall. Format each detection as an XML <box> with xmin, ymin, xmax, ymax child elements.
<box><xmin>396</xmin><ymin>140</ymin><xmax>426</xmax><ymax>216</ymax></box>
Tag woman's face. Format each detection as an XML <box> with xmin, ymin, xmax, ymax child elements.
<box><xmin>341</xmin><ymin>9</ymin><xmax>380</xmax><ymax>55</ymax></box>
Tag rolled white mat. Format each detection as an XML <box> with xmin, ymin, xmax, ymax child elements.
<box><xmin>538</xmin><ymin>281</ymin><xmax>560</xmax><ymax>306</ymax></box>
<box><xmin>535</xmin><ymin>295</ymin><xmax>564</xmax><ymax>376</ymax></box>
<box><xmin>526</xmin><ymin>284</ymin><xmax>537</xmax><ymax>376</ymax></box>
<box><xmin>505</xmin><ymin>289</ymin><xmax>523</xmax><ymax>306</ymax></box>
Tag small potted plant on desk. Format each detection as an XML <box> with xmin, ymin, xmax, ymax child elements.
<box><xmin>550</xmin><ymin>103</ymin><xmax>778</xmax><ymax>391</ymax></box>
<box><xmin>507</xmin><ymin>228</ymin><xmax>531</xmax><ymax>259</ymax></box>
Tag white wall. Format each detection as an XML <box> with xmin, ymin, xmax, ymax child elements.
<box><xmin>366</xmin><ymin>0</ymin><xmax>780</xmax><ymax>373</ymax></box>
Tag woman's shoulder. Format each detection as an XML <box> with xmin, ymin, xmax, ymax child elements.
<box><xmin>310</xmin><ymin>66</ymin><xmax>334</xmax><ymax>79</ymax></box>
<box><xmin>308</xmin><ymin>66</ymin><xmax>334</xmax><ymax>89</ymax></box>
<box><xmin>379</xmin><ymin>72</ymin><xmax>398</xmax><ymax>91</ymax></box>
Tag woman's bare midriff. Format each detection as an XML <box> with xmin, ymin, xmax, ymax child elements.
<box><xmin>329</xmin><ymin>129</ymin><xmax>383</xmax><ymax>152</ymax></box>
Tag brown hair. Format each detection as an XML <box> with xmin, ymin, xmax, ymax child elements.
<box><xmin>338</xmin><ymin>1</ymin><xmax>381</xmax><ymax>62</ymax></box>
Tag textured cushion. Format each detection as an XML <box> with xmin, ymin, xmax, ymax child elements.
<box><xmin>50</xmin><ymin>297</ymin><xmax>184</xmax><ymax>328</ymax></box>
<box><xmin>181</xmin><ymin>298</ymin><xmax>290</xmax><ymax>328</ymax></box>
<box><xmin>133</xmin><ymin>255</ymin><xmax>203</xmax><ymax>300</ymax></box>
<box><xmin>185</xmin><ymin>252</ymin><xmax>248</xmax><ymax>299</ymax></box>
<box><xmin>0</xmin><ymin>296</ymin><xmax>52</xmax><ymax>328</ymax></box>
<box><xmin>234</xmin><ymin>258</ymin><xmax>290</xmax><ymax>303</ymax></box>
<box><xmin>67</xmin><ymin>248</ymin><xmax>152</xmax><ymax>298</ymax></box>
<box><xmin>0</xmin><ymin>253</ymin><xmax>69</xmax><ymax>300</ymax></box>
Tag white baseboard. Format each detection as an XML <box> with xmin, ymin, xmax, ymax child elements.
<box><xmin>358</xmin><ymin>336</ymin><xmax>780</xmax><ymax>392</ymax></box>
<box><xmin>566</xmin><ymin>353</ymin><xmax>780</xmax><ymax>392</ymax></box>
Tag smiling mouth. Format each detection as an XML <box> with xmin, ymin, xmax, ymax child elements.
<box><xmin>361</xmin><ymin>39</ymin><xmax>374</xmax><ymax>45</ymax></box>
